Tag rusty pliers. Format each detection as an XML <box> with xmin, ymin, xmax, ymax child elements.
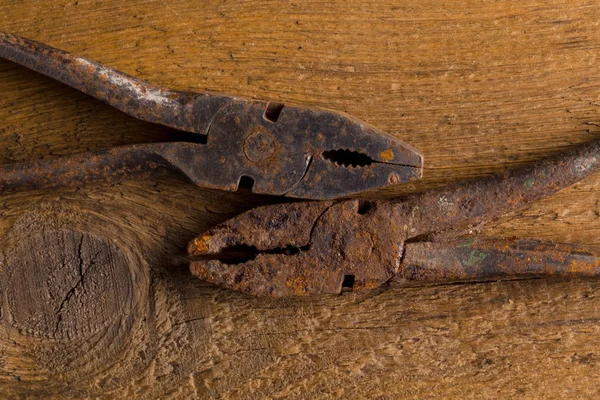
<box><xmin>0</xmin><ymin>32</ymin><xmax>422</xmax><ymax>199</ymax></box>
<box><xmin>190</xmin><ymin>137</ymin><xmax>600</xmax><ymax>296</ymax></box>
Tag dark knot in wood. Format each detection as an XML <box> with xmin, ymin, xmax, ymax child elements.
<box><xmin>3</xmin><ymin>229</ymin><xmax>134</xmax><ymax>340</ymax></box>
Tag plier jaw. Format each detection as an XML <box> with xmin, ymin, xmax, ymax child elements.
<box><xmin>188</xmin><ymin>200</ymin><xmax>405</xmax><ymax>296</ymax></box>
<box><xmin>275</xmin><ymin>107</ymin><xmax>423</xmax><ymax>199</ymax></box>
<box><xmin>189</xmin><ymin>99</ymin><xmax>422</xmax><ymax>199</ymax></box>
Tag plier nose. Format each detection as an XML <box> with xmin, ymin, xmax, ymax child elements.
<box><xmin>0</xmin><ymin>31</ymin><xmax>422</xmax><ymax>199</ymax></box>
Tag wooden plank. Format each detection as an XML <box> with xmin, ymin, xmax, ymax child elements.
<box><xmin>0</xmin><ymin>0</ymin><xmax>599</xmax><ymax>397</ymax></box>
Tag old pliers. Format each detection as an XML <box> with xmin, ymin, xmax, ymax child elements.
<box><xmin>0</xmin><ymin>32</ymin><xmax>422</xmax><ymax>199</ymax></box>
<box><xmin>190</xmin><ymin>137</ymin><xmax>600</xmax><ymax>296</ymax></box>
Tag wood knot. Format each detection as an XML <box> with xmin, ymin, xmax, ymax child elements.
<box><xmin>2</xmin><ymin>229</ymin><xmax>135</xmax><ymax>341</ymax></box>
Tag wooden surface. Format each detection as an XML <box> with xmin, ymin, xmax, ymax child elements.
<box><xmin>1</xmin><ymin>0</ymin><xmax>600</xmax><ymax>398</ymax></box>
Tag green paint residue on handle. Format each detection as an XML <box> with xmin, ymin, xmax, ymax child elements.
<box><xmin>459</xmin><ymin>237</ymin><xmax>476</xmax><ymax>248</ymax></box>
<box><xmin>525</xmin><ymin>177</ymin><xmax>535</xmax><ymax>188</ymax></box>
<box><xmin>463</xmin><ymin>250</ymin><xmax>488</xmax><ymax>267</ymax></box>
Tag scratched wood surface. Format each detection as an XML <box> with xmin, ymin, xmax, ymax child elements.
<box><xmin>1</xmin><ymin>0</ymin><xmax>600</xmax><ymax>398</ymax></box>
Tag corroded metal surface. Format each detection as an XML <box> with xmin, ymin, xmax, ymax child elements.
<box><xmin>0</xmin><ymin>31</ymin><xmax>232</xmax><ymax>134</ymax></box>
<box><xmin>399</xmin><ymin>238</ymin><xmax>600</xmax><ymax>282</ymax></box>
<box><xmin>400</xmin><ymin>138</ymin><xmax>600</xmax><ymax>238</ymax></box>
<box><xmin>189</xmin><ymin>200</ymin><xmax>406</xmax><ymax>296</ymax></box>
<box><xmin>190</xmin><ymin>138</ymin><xmax>600</xmax><ymax>296</ymax></box>
<box><xmin>0</xmin><ymin>31</ymin><xmax>423</xmax><ymax>199</ymax></box>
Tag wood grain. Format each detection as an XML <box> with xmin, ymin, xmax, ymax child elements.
<box><xmin>0</xmin><ymin>0</ymin><xmax>600</xmax><ymax>398</ymax></box>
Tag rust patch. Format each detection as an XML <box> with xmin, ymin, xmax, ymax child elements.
<box><xmin>379</xmin><ymin>149</ymin><xmax>394</xmax><ymax>162</ymax></box>
<box><xmin>188</xmin><ymin>235</ymin><xmax>212</xmax><ymax>255</ymax></box>
<box><xmin>285</xmin><ymin>275</ymin><xmax>309</xmax><ymax>295</ymax></box>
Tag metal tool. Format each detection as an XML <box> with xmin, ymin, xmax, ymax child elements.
<box><xmin>0</xmin><ymin>31</ymin><xmax>422</xmax><ymax>199</ymax></box>
<box><xmin>189</xmin><ymin>137</ymin><xmax>600</xmax><ymax>296</ymax></box>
